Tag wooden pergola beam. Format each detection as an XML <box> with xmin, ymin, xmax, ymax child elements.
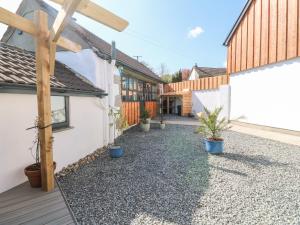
<box><xmin>49</xmin><ymin>0</ymin><xmax>82</xmax><ymax>75</ymax></box>
<box><xmin>0</xmin><ymin>7</ymin><xmax>81</xmax><ymax>53</ymax></box>
<box><xmin>49</xmin><ymin>0</ymin><xmax>129</xmax><ymax>31</ymax></box>
<box><xmin>51</xmin><ymin>0</ymin><xmax>82</xmax><ymax>42</ymax></box>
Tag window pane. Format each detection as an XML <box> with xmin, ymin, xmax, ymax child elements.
<box><xmin>128</xmin><ymin>90</ymin><xmax>133</xmax><ymax>100</ymax></box>
<box><xmin>129</xmin><ymin>78</ymin><xmax>134</xmax><ymax>90</ymax></box>
<box><xmin>121</xmin><ymin>76</ymin><xmax>127</xmax><ymax>89</ymax></box>
<box><xmin>132</xmin><ymin>91</ymin><xmax>138</xmax><ymax>101</ymax></box>
<box><xmin>133</xmin><ymin>79</ymin><xmax>137</xmax><ymax>90</ymax></box>
<box><xmin>51</xmin><ymin>96</ymin><xmax>66</xmax><ymax>123</ymax></box>
<box><xmin>138</xmin><ymin>81</ymin><xmax>143</xmax><ymax>92</ymax></box>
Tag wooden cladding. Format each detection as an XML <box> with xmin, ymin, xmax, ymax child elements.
<box><xmin>163</xmin><ymin>75</ymin><xmax>229</xmax><ymax>93</ymax></box>
<box><xmin>122</xmin><ymin>101</ymin><xmax>157</xmax><ymax>126</ymax></box>
<box><xmin>145</xmin><ymin>101</ymin><xmax>157</xmax><ymax>118</ymax></box>
<box><xmin>122</xmin><ymin>102</ymin><xmax>140</xmax><ymax>126</ymax></box>
<box><xmin>227</xmin><ymin>0</ymin><xmax>300</xmax><ymax>74</ymax></box>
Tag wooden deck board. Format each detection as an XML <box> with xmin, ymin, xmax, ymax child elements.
<box><xmin>0</xmin><ymin>181</ymin><xmax>76</xmax><ymax>225</ymax></box>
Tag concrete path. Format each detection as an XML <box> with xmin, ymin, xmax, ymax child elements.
<box><xmin>230</xmin><ymin>123</ymin><xmax>300</xmax><ymax>147</ymax></box>
<box><xmin>153</xmin><ymin>116</ymin><xmax>300</xmax><ymax>146</ymax></box>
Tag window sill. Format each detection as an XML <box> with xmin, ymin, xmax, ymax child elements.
<box><xmin>53</xmin><ymin>126</ymin><xmax>74</xmax><ymax>133</ymax></box>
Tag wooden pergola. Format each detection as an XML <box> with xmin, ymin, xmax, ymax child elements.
<box><xmin>0</xmin><ymin>0</ymin><xmax>128</xmax><ymax>192</ymax></box>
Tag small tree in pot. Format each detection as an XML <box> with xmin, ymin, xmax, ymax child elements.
<box><xmin>25</xmin><ymin>118</ymin><xmax>56</xmax><ymax>188</ymax></box>
<box><xmin>108</xmin><ymin>108</ymin><xmax>128</xmax><ymax>158</ymax></box>
<box><xmin>197</xmin><ymin>107</ymin><xmax>231</xmax><ymax>154</ymax></box>
<box><xmin>140</xmin><ymin>108</ymin><xmax>151</xmax><ymax>132</ymax></box>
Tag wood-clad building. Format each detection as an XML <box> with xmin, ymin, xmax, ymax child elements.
<box><xmin>225</xmin><ymin>0</ymin><xmax>300</xmax><ymax>74</ymax></box>
<box><xmin>224</xmin><ymin>0</ymin><xmax>300</xmax><ymax>132</ymax></box>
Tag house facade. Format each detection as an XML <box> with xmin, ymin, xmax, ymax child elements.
<box><xmin>0</xmin><ymin>43</ymin><xmax>110</xmax><ymax>193</ymax></box>
<box><xmin>1</xmin><ymin>0</ymin><xmax>162</xmax><ymax>126</ymax></box>
<box><xmin>188</xmin><ymin>65</ymin><xmax>226</xmax><ymax>80</ymax></box>
<box><xmin>224</xmin><ymin>0</ymin><xmax>300</xmax><ymax>131</ymax></box>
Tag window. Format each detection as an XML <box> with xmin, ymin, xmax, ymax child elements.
<box><xmin>51</xmin><ymin>96</ymin><xmax>69</xmax><ymax>130</ymax></box>
<box><xmin>121</xmin><ymin>75</ymin><xmax>157</xmax><ymax>101</ymax></box>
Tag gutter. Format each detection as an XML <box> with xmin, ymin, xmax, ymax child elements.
<box><xmin>0</xmin><ymin>83</ymin><xmax>107</xmax><ymax>98</ymax></box>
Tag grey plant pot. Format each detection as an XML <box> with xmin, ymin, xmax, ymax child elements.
<box><xmin>160</xmin><ymin>123</ymin><xmax>166</xmax><ymax>129</ymax></box>
<box><xmin>140</xmin><ymin>123</ymin><xmax>150</xmax><ymax>132</ymax></box>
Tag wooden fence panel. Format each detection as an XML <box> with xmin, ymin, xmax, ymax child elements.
<box><xmin>122</xmin><ymin>102</ymin><xmax>140</xmax><ymax>126</ymax></box>
<box><xmin>145</xmin><ymin>101</ymin><xmax>157</xmax><ymax>118</ymax></box>
<box><xmin>163</xmin><ymin>75</ymin><xmax>229</xmax><ymax>94</ymax></box>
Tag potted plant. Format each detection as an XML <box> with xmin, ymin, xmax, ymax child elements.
<box><xmin>25</xmin><ymin>119</ymin><xmax>56</xmax><ymax>188</ymax></box>
<box><xmin>160</xmin><ymin>120</ymin><xmax>166</xmax><ymax>129</ymax></box>
<box><xmin>197</xmin><ymin>107</ymin><xmax>230</xmax><ymax>154</ymax></box>
<box><xmin>108</xmin><ymin>108</ymin><xmax>128</xmax><ymax>158</ymax></box>
<box><xmin>140</xmin><ymin>108</ymin><xmax>151</xmax><ymax>132</ymax></box>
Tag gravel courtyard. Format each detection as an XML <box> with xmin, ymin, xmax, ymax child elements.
<box><xmin>58</xmin><ymin>124</ymin><xmax>300</xmax><ymax>225</ymax></box>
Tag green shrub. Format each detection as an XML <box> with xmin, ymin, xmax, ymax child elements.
<box><xmin>197</xmin><ymin>107</ymin><xmax>230</xmax><ymax>140</ymax></box>
<box><xmin>140</xmin><ymin>108</ymin><xmax>150</xmax><ymax>124</ymax></box>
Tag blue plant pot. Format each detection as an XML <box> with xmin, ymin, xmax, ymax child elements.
<box><xmin>109</xmin><ymin>146</ymin><xmax>124</xmax><ymax>158</ymax></box>
<box><xmin>204</xmin><ymin>139</ymin><xmax>224</xmax><ymax>154</ymax></box>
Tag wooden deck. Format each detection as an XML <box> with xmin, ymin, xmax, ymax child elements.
<box><xmin>0</xmin><ymin>181</ymin><xmax>76</xmax><ymax>225</ymax></box>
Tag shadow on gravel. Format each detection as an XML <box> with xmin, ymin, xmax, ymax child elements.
<box><xmin>218</xmin><ymin>152</ymin><xmax>288</xmax><ymax>168</ymax></box>
<box><xmin>209</xmin><ymin>165</ymin><xmax>248</xmax><ymax>177</ymax></box>
<box><xmin>59</xmin><ymin>124</ymin><xmax>209</xmax><ymax>225</ymax></box>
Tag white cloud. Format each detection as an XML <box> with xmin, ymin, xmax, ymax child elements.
<box><xmin>187</xmin><ymin>26</ymin><xmax>204</xmax><ymax>38</ymax></box>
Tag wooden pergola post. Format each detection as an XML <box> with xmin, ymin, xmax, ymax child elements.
<box><xmin>34</xmin><ymin>10</ymin><xmax>54</xmax><ymax>191</ymax></box>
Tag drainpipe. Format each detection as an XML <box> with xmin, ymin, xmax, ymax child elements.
<box><xmin>108</xmin><ymin>41</ymin><xmax>116</xmax><ymax>144</ymax></box>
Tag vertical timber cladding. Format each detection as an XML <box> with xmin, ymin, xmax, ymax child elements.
<box><xmin>122</xmin><ymin>102</ymin><xmax>140</xmax><ymax>126</ymax></box>
<box><xmin>182</xmin><ymin>92</ymin><xmax>192</xmax><ymax>116</ymax></box>
<box><xmin>145</xmin><ymin>101</ymin><xmax>157</xmax><ymax>118</ymax></box>
<box><xmin>227</xmin><ymin>0</ymin><xmax>300</xmax><ymax>74</ymax></box>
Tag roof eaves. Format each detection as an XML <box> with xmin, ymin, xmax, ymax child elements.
<box><xmin>223</xmin><ymin>0</ymin><xmax>252</xmax><ymax>46</ymax></box>
<box><xmin>0</xmin><ymin>82</ymin><xmax>107</xmax><ymax>97</ymax></box>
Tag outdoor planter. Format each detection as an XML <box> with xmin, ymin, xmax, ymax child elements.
<box><xmin>160</xmin><ymin>122</ymin><xmax>166</xmax><ymax>129</ymax></box>
<box><xmin>24</xmin><ymin>162</ymin><xmax>56</xmax><ymax>188</ymax></box>
<box><xmin>140</xmin><ymin>108</ymin><xmax>151</xmax><ymax>132</ymax></box>
<box><xmin>197</xmin><ymin>107</ymin><xmax>230</xmax><ymax>155</ymax></box>
<box><xmin>204</xmin><ymin>138</ymin><xmax>224</xmax><ymax>154</ymax></box>
<box><xmin>140</xmin><ymin>122</ymin><xmax>150</xmax><ymax>132</ymax></box>
<box><xmin>109</xmin><ymin>145</ymin><xmax>124</xmax><ymax>158</ymax></box>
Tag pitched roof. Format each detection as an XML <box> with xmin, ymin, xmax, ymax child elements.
<box><xmin>1</xmin><ymin>0</ymin><xmax>161</xmax><ymax>83</ymax></box>
<box><xmin>194</xmin><ymin>66</ymin><xmax>226</xmax><ymax>78</ymax></box>
<box><xmin>0</xmin><ymin>42</ymin><xmax>105</xmax><ymax>96</ymax></box>
<box><xmin>223</xmin><ymin>0</ymin><xmax>252</xmax><ymax>46</ymax></box>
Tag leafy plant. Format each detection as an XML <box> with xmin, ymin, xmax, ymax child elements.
<box><xmin>109</xmin><ymin>108</ymin><xmax>129</xmax><ymax>132</ymax></box>
<box><xmin>140</xmin><ymin>108</ymin><xmax>150</xmax><ymax>124</ymax></box>
<box><xmin>197</xmin><ymin>107</ymin><xmax>231</xmax><ymax>140</ymax></box>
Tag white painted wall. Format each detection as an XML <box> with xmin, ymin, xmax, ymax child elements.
<box><xmin>0</xmin><ymin>93</ymin><xmax>105</xmax><ymax>193</ymax></box>
<box><xmin>56</xmin><ymin>49</ymin><xmax>121</xmax><ymax>145</ymax></box>
<box><xmin>192</xmin><ymin>85</ymin><xmax>230</xmax><ymax>119</ymax></box>
<box><xmin>230</xmin><ymin>57</ymin><xmax>300</xmax><ymax>131</ymax></box>
<box><xmin>188</xmin><ymin>68</ymin><xmax>198</xmax><ymax>80</ymax></box>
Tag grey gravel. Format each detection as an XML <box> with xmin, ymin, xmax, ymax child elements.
<box><xmin>58</xmin><ymin>124</ymin><xmax>300</xmax><ymax>225</ymax></box>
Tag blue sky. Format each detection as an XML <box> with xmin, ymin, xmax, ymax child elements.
<box><xmin>0</xmin><ymin>0</ymin><xmax>247</xmax><ymax>74</ymax></box>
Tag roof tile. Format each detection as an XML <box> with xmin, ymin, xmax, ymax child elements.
<box><xmin>0</xmin><ymin>42</ymin><xmax>104</xmax><ymax>95</ymax></box>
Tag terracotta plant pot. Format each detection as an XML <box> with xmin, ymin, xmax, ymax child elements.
<box><xmin>24</xmin><ymin>162</ymin><xmax>56</xmax><ymax>188</ymax></box>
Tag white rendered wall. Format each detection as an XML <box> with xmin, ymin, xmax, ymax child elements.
<box><xmin>230</xmin><ymin>57</ymin><xmax>300</xmax><ymax>131</ymax></box>
<box><xmin>188</xmin><ymin>69</ymin><xmax>198</xmax><ymax>80</ymax></box>
<box><xmin>192</xmin><ymin>85</ymin><xmax>230</xmax><ymax>119</ymax></box>
<box><xmin>0</xmin><ymin>93</ymin><xmax>105</xmax><ymax>193</ymax></box>
<box><xmin>56</xmin><ymin>49</ymin><xmax>120</xmax><ymax>145</ymax></box>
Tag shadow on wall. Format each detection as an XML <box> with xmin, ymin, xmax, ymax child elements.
<box><xmin>59</xmin><ymin>125</ymin><xmax>210</xmax><ymax>225</ymax></box>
